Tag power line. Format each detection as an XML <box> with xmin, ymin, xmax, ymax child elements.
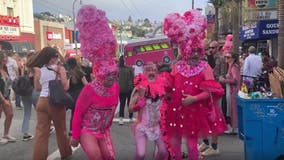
<box><xmin>119</xmin><ymin>0</ymin><xmax>137</xmax><ymax>17</ymax></box>
<box><xmin>34</xmin><ymin>0</ymin><xmax>72</xmax><ymax>16</ymax></box>
<box><xmin>127</xmin><ymin>0</ymin><xmax>144</xmax><ymax>19</ymax></box>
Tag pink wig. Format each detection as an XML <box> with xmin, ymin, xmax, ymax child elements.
<box><xmin>76</xmin><ymin>5</ymin><xmax>117</xmax><ymax>81</ymax></box>
<box><xmin>163</xmin><ymin>9</ymin><xmax>207</xmax><ymax>60</ymax></box>
<box><xmin>221</xmin><ymin>34</ymin><xmax>233</xmax><ymax>54</ymax></box>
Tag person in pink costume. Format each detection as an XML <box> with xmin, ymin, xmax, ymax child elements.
<box><xmin>129</xmin><ymin>62</ymin><xmax>169</xmax><ymax>160</ymax></box>
<box><xmin>160</xmin><ymin>10</ymin><xmax>227</xmax><ymax>160</ymax></box>
<box><xmin>70</xmin><ymin>5</ymin><xmax>119</xmax><ymax>160</ymax></box>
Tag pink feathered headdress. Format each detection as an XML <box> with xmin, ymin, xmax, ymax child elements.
<box><xmin>163</xmin><ymin>10</ymin><xmax>207</xmax><ymax>60</ymax></box>
<box><xmin>76</xmin><ymin>5</ymin><xmax>118</xmax><ymax>81</ymax></box>
<box><xmin>221</xmin><ymin>34</ymin><xmax>233</xmax><ymax>54</ymax></box>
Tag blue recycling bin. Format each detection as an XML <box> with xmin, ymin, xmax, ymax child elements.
<box><xmin>237</xmin><ymin>96</ymin><xmax>284</xmax><ymax>160</ymax></box>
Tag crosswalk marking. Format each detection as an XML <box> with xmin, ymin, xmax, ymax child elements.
<box><xmin>47</xmin><ymin>145</ymin><xmax>80</xmax><ymax>160</ymax></box>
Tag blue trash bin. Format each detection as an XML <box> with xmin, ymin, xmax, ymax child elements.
<box><xmin>237</xmin><ymin>96</ymin><xmax>284</xmax><ymax>160</ymax></box>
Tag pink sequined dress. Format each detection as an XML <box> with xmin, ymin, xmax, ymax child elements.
<box><xmin>161</xmin><ymin>60</ymin><xmax>227</xmax><ymax>139</ymax></box>
<box><xmin>72</xmin><ymin>81</ymin><xmax>119</xmax><ymax>140</ymax></box>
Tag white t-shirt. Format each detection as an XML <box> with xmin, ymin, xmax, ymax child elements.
<box><xmin>39</xmin><ymin>65</ymin><xmax>57</xmax><ymax>97</ymax></box>
<box><xmin>242</xmin><ymin>54</ymin><xmax>263</xmax><ymax>84</ymax></box>
<box><xmin>133</xmin><ymin>65</ymin><xmax>143</xmax><ymax>76</ymax></box>
<box><xmin>6</xmin><ymin>57</ymin><xmax>18</xmax><ymax>81</ymax></box>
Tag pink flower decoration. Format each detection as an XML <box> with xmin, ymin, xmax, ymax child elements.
<box><xmin>76</xmin><ymin>5</ymin><xmax>118</xmax><ymax>82</ymax></box>
<box><xmin>221</xmin><ymin>34</ymin><xmax>233</xmax><ymax>54</ymax></box>
<box><xmin>76</xmin><ymin>5</ymin><xmax>117</xmax><ymax>63</ymax></box>
<box><xmin>163</xmin><ymin>9</ymin><xmax>207</xmax><ymax>60</ymax></box>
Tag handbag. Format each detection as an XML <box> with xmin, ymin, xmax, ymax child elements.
<box><xmin>48</xmin><ymin>67</ymin><xmax>74</xmax><ymax>107</ymax></box>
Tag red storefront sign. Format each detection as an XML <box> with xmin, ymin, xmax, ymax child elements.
<box><xmin>0</xmin><ymin>15</ymin><xmax>20</xmax><ymax>40</ymax></box>
<box><xmin>0</xmin><ymin>15</ymin><xmax>20</xmax><ymax>27</ymax></box>
<box><xmin>46</xmin><ymin>31</ymin><xmax>62</xmax><ymax>41</ymax></box>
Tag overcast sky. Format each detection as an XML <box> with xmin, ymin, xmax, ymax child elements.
<box><xmin>33</xmin><ymin>0</ymin><xmax>209</xmax><ymax>21</ymax></box>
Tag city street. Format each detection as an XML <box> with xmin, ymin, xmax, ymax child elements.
<box><xmin>0</xmin><ymin>105</ymin><xmax>244</xmax><ymax>160</ymax></box>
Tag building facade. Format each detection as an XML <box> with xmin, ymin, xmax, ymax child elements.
<box><xmin>0</xmin><ymin>0</ymin><xmax>35</xmax><ymax>54</ymax></box>
<box><xmin>34</xmin><ymin>19</ymin><xmax>66</xmax><ymax>53</ymax></box>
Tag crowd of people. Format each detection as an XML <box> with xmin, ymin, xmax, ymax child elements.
<box><xmin>0</xmin><ymin>4</ymin><xmax>279</xmax><ymax>160</ymax></box>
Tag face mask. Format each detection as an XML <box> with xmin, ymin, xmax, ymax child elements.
<box><xmin>54</xmin><ymin>59</ymin><xmax>60</xmax><ymax>65</ymax></box>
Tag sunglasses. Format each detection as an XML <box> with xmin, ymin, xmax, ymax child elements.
<box><xmin>225</xmin><ymin>56</ymin><xmax>232</xmax><ymax>59</ymax></box>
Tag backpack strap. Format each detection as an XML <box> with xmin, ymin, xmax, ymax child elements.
<box><xmin>46</xmin><ymin>66</ymin><xmax>60</xmax><ymax>80</ymax></box>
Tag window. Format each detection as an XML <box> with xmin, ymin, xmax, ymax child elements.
<box><xmin>7</xmin><ymin>7</ymin><xmax>14</xmax><ymax>16</ymax></box>
<box><xmin>127</xmin><ymin>51</ymin><xmax>133</xmax><ymax>56</ymax></box>
<box><xmin>134</xmin><ymin>46</ymin><xmax>145</xmax><ymax>53</ymax></box>
<box><xmin>144</xmin><ymin>45</ymin><xmax>153</xmax><ymax>51</ymax></box>
<box><xmin>152</xmin><ymin>44</ymin><xmax>161</xmax><ymax>50</ymax></box>
<box><xmin>160</xmin><ymin>43</ymin><xmax>169</xmax><ymax>49</ymax></box>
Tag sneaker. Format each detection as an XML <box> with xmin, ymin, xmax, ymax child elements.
<box><xmin>198</xmin><ymin>142</ymin><xmax>209</xmax><ymax>152</ymax></box>
<box><xmin>22</xmin><ymin>134</ymin><xmax>34</xmax><ymax>141</ymax></box>
<box><xmin>49</xmin><ymin>126</ymin><xmax>55</xmax><ymax>134</ymax></box>
<box><xmin>224</xmin><ymin>124</ymin><xmax>233</xmax><ymax>134</ymax></box>
<box><xmin>182</xmin><ymin>152</ymin><xmax>188</xmax><ymax>159</ymax></box>
<box><xmin>118</xmin><ymin>118</ymin><xmax>124</xmax><ymax>125</ymax></box>
<box><xmin>129</xmin><ymin>118</ymin><xmax>136</xmax><ymax>123</ymax></box>
<box><xmin>16</xmin><ymin>106</ymin><xmax>23</xmax><ymax>110</ymax></box>
<box><xmin>3</xmin><ymin>135</ymin><xmax>16</xmax><ymax>142</ymax></box>
<box><xmin>201</xmin><ymin>146</ymin><xmax>220</xmax><ymax>156</ymax></box>
<box><xmin>0</xmin><ymin>138</ymin><xmax>8</xmax><ymax>145</ymax></box>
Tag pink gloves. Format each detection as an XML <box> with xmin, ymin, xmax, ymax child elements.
<box><xmin>133</xmin><ymin>97</ymin><xmax>146</xmax><ymax>111</ymax></box>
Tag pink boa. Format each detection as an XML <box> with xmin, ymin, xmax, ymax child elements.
<box><xmin>134</xmin><ymin>74</ymin><xmax>167</xmax><ymax>98</ymax></box>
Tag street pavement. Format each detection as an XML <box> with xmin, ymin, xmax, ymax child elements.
<box><xmin>0</xmin><ymin>106</ymin><xmax>244</xmax><ymax>160</ymax></box>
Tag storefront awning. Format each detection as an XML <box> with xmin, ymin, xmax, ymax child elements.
<box><xmin>240</xmin><ymin>19</ymin><xmax>279</xmax><ymax>41</ymax></box>
<box><xmin>0</xmin><ymin>41</ymin><xmax>34</xmax><ymax>54</ymax></box>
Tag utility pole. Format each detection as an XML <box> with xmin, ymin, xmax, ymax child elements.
<box><xmin>72</xmin><ymin>0</ymin><xmax>82</xmax><ymax>55</ymax></box>
<box><xmin>192</xmin><ymin>0</ymin><xmax>194</xmax><ymax>9</ymax></box>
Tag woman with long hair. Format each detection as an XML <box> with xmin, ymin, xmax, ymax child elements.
<box><xmin>0</xmin><ymin>52</ymin><xmax>16</xmax><ymax>144</ymax></box>
<box><xmin>20</xmin><ymin>52</ymin><xmax>41</xmax><ymax>141</ymax></box>
<box><xmin>219</xmin><ymin>53</ymin><xmax>241</xmax><ymax>133</ymax></box>
<box><xmin>66</xmin><ymin>57</ymin><xmax>88</xmax><ymax>135</ymax></box>
<box><xmin>27</xmin><ymin>47</ymin><xmax>72</xmax><ymax>160</ymax></box>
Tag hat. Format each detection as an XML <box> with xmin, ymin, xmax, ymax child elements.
<box><xmin>76</xmin><ymin>5</ymin><xmax>118</xmax><ymax>81</ymax></box>
<box><xmin>248</xmin><ymin>46</ymin><xmax>256</xmax><ymax>53</ymax></box>
<box><xmin>221</xmin><ymin>34</ymin><xmax>233</xmax><ymax>54</ymax></box>
<box><xmin>163</xmin><ymin>9</ymin><xmax>207</xmax><ymax>60</ymax></box>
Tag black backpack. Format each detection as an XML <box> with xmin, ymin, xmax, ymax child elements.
<box><xmin>12</xmin><ymin>76</ymin><xmax>33</xmax><ymax>96</ymax></box>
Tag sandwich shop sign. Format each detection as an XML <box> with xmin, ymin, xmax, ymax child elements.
<box><xmin>240</xmin><ymin>19</ymin><xmax>278</xmax><ymax>40</ymax></box>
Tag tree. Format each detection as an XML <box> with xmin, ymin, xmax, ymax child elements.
<box><xmin>208</xmin><ymin>0</ymin><xmax>226</xmax><ymax>40</ymax></box>
<box><xmin>128</xmin><ymin>16</ymin><xmax>133</xmax><ymax>23</ymax></box>
<box><xmin>231</xmin><ymin>0</ymin><xmax>241</xmax><ymax>54</ymax></box>
<box><xmin>278</xmin><ymin>0</ymin><xmax>284</xmax><ymax>69</ymax></box>
<box><xmin>143</xmin><ymin>18</ymin><xmax>152</xmax><ymax>27</ymax></box>
<box><xmin>219</xmin><ymin>2</ymin><xmax>232</xmax><ymax>35</ymax></box>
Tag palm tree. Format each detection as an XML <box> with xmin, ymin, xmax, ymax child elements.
<box><xmin>278</xmin><ymin>0</ymin><xmax>284</xmax><ymax>69</ymax></box>
<box><xmin>208</xmin><ymin>0</ymin><xmax>225</xmax><ymax>40</ymax></box>
<box><xmin>232</xmin><ymin>0</ymin><xmax>241</xmax><ymax>54</ymax></box>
